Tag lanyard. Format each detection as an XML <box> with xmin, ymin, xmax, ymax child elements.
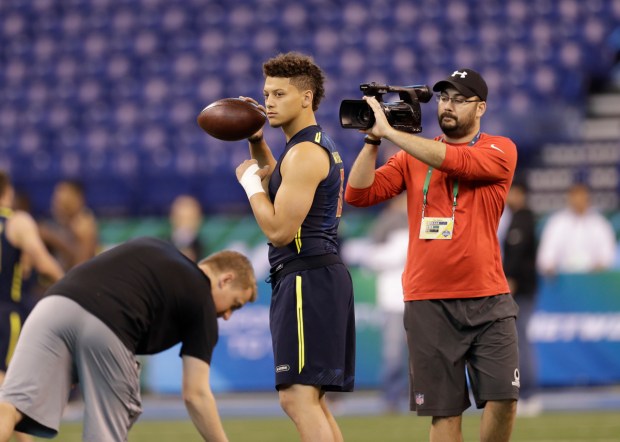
<box><xmin>421</xmin><ymin>132</ymin><xmax>481</xmax><ymax>220</ymax></box>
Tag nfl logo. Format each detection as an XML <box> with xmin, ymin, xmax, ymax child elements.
<box><xmin>415</xmin><ymin>393</ymin><xmax>425</xmax><ymax>406</ymax></box>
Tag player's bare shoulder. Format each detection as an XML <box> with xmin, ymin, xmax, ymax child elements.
<box><xmin>282</xmin><ymin>141</ymin><xmax>330</xmax><ymax>180</ymax></box>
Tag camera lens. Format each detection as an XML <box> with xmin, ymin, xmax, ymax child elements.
<box><xmin>355</xmin><ymin>103</ymin><xmax>375</xmax><ymax>128</ymax></box>
<box><xmin>339</xmin><ymin>99</ymin><xmax>375</xmax><ymax>129</ymax></box>
<box><xmin>357</xmin><ymin>108</ymin><xmax>371</xmax><ymax>125</ymax></box>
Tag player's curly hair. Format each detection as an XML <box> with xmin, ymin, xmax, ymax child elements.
<box><xmin>263</xmin><ymin>52</ymin><xmax>326</xmax><ymax>111</ymax></box>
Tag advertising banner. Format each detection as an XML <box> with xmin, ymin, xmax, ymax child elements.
<box><xmin>145</xmin><ymin>261</ymin><xmax>620</xmax><ymax>393</ymax></box>
<box><xmin>530</xmin><ymin>272</ymin><xmax>620</xmax><ymax>386</ymax></box>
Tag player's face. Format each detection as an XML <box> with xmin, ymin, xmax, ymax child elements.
<box><xmin>437</xmin><ymin>87</ymin><xmax>483</xmax><ymax>139</ymax></box>
<box><xmin>262</xmin><ymin>77</ymin><xmax>306</xmax><ymax>128</ymax></box>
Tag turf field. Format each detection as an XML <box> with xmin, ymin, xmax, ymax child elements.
<box><xmin>46</xmin><ymin>412</ymin><xmax>620</xmax><ymax>441</ymax></box>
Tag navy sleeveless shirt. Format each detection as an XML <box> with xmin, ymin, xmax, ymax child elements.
<box><xmin>267</xmin><ymin>125</ymin><xmax>344</xmax><ymax>268</ymax></box>
<box><xmin>0</xmin><ymin>208</ymin><xmax>22</xmax><ymax>304</ymax></box>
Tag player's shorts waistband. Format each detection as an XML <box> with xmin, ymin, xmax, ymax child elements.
<box><xmin>267</xmin><ymin>253</ymin><xmax>342</xmax><ymax>285</ymax></box>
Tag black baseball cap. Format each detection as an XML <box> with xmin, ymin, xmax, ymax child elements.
<box><xmin>432</xmin><ymin>68</ymin><xmax>488</xmax><ymax>101</ymax></box>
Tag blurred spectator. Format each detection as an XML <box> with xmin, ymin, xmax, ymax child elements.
<box><xmin>168</xmin><ymin>195</ymin><xmax>205</xmax><ymax>262</ymax></box>
<box><xmin>537</xmin><ymin>183</ymin><xmax>617</xmax><ymax>275</ymax></box>
<box><xmin>342</xmin><ymin>195</ymin><xmax>409</xmax><ymax>413</ymax></box>
<box><xmin>39</xmin><ymin>180</ymin><xmax>99</xmax><ymax>270</ymax></box>
<box><xmin>363</xmin><ymin>194</ymin><xmax>409</xmax><ymax>414</ymax></box>
<box><xmin>501</xmin><ymin>182</ymin><xmax>540</xmax><ymax>416</ymax></box>
<box><xmin>12</xmin><ymin>191</ymin><xmax>44</xmax><ymax>315</ymax></box>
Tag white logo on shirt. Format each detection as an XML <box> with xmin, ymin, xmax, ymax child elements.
<box><xmin>490</xmin><ymin>144</ymin><xmax>505</xmax><ymax>153</ymax></box>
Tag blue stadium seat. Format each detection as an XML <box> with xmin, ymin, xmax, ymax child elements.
<box><xmin>1</xmin><ymin>0</ymin><xmax>618</xmax><ymax>215</ymax></box>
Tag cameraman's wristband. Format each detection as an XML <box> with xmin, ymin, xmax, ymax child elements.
<box><xmin>364</xmin><ymin>136</ymin><xmax>381</xmax><ymax>146</ymax></box>
<box><xmin>239</xmin><ymin>164</ymin><xmax>265</xmax><ymax>199</ymax></box>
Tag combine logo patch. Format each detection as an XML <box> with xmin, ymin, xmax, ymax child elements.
<box><xmin>276</xmin><ymin>364</ymin><xmax>290</xmax><ymax>373</ymax></box>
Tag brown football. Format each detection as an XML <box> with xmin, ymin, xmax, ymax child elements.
<box><xmin>197</xmin><ymin>98</ymin><xmax>266</xmax><ymax>141</ymax></box>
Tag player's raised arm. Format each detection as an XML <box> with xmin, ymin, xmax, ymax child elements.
<box><xmin>238</xmin><ymin>96</ymin><xmax>278</xmax><ymax>173</ymax></box>
<box><xmin>237</xmin><ymin>141</ymin><xmax>328</xmax><ymax>247</ymax></box>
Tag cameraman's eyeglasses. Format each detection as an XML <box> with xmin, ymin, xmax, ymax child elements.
<box><xmin>436</xmin><ymin>94</ymin><xmax>482</xmax><ymax>106</ymax></box>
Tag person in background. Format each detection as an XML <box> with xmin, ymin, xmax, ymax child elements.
<box><xmin>362</xmin><ymin>194</ymin><xmax>409</xmax><ymax>414</ymax></box>
<box><xmin>502</xmin><ymin>182</ymin><xmax>541</xmax><ymax>416</ymax></box>
<box><xmin>169</xmin><ymin>194</ymin><xmax>205</xmax><ymax>262</ymax></box>
<box><xmin>537</xmin><ymin>183</ymin><xmax>617</xmax><ymax>275</ymax></box>
<box><xmin>0</xmin><ymin>172</ymin><xmax>64</xmax><ymax>442</ymax></box>
<box><xmin>345</xmin><ymin>68</ymin><xmax>519</xmax><ymax>441</ymax></box>
<box><xmin>0</xmin><ymin>237</ymin><xmax>257</xmax><ymax>442</ymax></box>
<box><xmin>12</xmin><ymin>191</ymin><xmax>48</xmax><ymax>314</ymax></box>
<box><xmin>235</xmin><ymin>52</ymin><xmax>355</xmax><ymax>442</ymax></box>
<box><xmin>39</xmin><ymin>179</ymin><xmax>99</xmax><ymax>270</ymax></box>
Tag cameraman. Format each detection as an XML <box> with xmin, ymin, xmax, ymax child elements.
<box><xmin>345</xmin><ymin>69</ymin><xmax>518</xmax><ymax>442</ymax></box>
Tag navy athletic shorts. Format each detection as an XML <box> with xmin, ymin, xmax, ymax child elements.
<box><xmin>269</xmin><ymin>262</ymin><xmax>355</xmax><ymax>392</ymax></box>
<box><xmin>404</xmin><ymin>294</ymin><xmax>520</xmax><ymax>416</ymax></box>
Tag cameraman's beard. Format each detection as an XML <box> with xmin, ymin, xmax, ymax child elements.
<box><xmin>438</xmin><ymin>111</ymin><xmax>476</xmax><ymax>140</ymax></box>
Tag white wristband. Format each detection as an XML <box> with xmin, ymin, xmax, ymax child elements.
<box><xmin>239</xmin><ymin>164</ymin><xmax>265</xmax><ymax>199</ymax></box>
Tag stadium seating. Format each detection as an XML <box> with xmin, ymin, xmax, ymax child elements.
<box><xmin>0</xmin><ymin>0</ymin><xmax>618</xmax><ymax>216</ymax></box>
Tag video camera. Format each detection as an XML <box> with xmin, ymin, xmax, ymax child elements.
<box><xmin>339</xmin><ymin>82</ymin><xmax>432</xmax><ymax>134</ymax></box>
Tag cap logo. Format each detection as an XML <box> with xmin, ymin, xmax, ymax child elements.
<box><xmin>451</xmin><ymin>70</ymin><xmax>468</xmax><ymax>79</ymax></box>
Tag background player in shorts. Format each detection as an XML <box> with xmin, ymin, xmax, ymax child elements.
<box><xmin>0</xmin><ymin>171</ymin><xmax>64</xmax><ymax>442</ymax></box>
<box><xmin>0</xmin><ymin>237</ymin><xmax>257</xmax><ymax>442</ymax></box>
<box><xmin>345</xmin><ymin>68</ymin><xmax>519</xmax><ymax>441</ymax></box>
<box><xmin>235</xmin><ymin>52</ymin><xmax>355</xmax><ymax>442</ymax></box>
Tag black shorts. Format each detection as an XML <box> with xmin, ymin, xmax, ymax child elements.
<box><xmin>404</xmin><ymin>294</ymin><xmax>519</xmax><ymax>416</ymax></box>
<box><xmin>269</xmin><ymin>262</ymin><xmax>355</xmax><ymax>392</ymax></box>
<box><xmin>0</xmin><ymin>306</ymin><xmax>23</xmax><ymax>372</ymax></box>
